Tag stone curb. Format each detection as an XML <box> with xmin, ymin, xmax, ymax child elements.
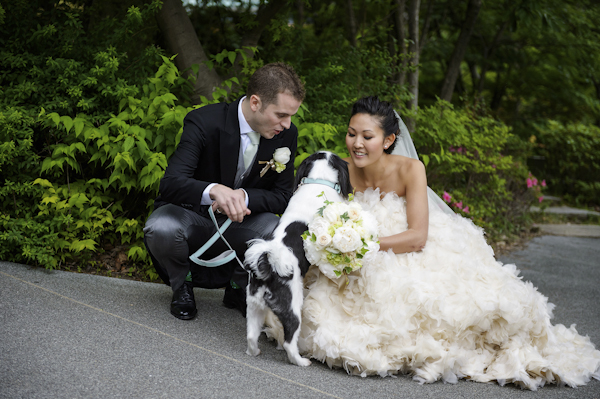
<box><xmin>534</xmin><ymin>223</ymin><xmax>600</xmax><ymax>238</ymax></box>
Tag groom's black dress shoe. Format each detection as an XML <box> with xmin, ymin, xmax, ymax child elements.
<box><xmin>223</xmin><ymin>286</ymin><xmax>246</xmax><ymax>318</ymax></box>
<box><xmin>170</xmin><ymin>281</ymin><xmax>197</xmax><ymax>320</ymax></box>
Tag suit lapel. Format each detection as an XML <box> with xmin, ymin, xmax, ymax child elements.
<box><xmin>220</xmin><ymin>98</ymin><xmax>242</xmax><ymax>187</ymax></box>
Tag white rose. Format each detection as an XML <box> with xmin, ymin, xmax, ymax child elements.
<box><xmin>332</xmin><ymin>225</ymin><xmax>363</xmax><ymax>253</ymax></box>
<box><xmin>308</xmin><ymin>217</ymin><xmax>330</xmax><ymax>236</ymax></box>
<box><xmin>316</xmin><ymin>233</ymin><xmax>332</xmax><ymax>248</ymax></box>
<box><xmin>353</xmin><ymin>223</ymin><xmax>366</xmax><ymax>238</ymax></box>
<box><xmin>319</xmin><ymin>262</ymin><xmax>342</xmax><ymax>280</ymax></box>
<box><xmin>303</xmin><ymin>240</ymin><xmax>321</xmax><ymax>265</ymax></box>
<box><xmin>347</xmin><ymin>202</ymin><xmax>362</xmax><ymax>221</ymax></box>
<box><xmin>273</xmin><ymin>147</ymin><xmax>291</xmax><ymax>164</ymax></box>
<box><xmin>362</xmin><ymin>241</ymin><xmax>380</xmax><ymax>262</ymax></box>
<box><xmin>322</xmin><ymin>204</ymin><xmax>340</xmax><ymax>224</ymax></box>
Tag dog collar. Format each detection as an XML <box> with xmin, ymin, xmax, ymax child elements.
<box><xmin>299</xmin><ymin>177</ymin><xmax>341</xmax><ymax>194</ymax></box>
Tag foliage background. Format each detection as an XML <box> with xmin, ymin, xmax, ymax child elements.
<box><xmin>1</xmin><ymin>0</ymin><xmax>598</xmax><ymax>279</ymax></box>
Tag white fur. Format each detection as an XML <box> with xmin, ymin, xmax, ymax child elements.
<box><xmin>243</xmin><ymin>152</ymin><xmax>347</xmax><ymax>367</ymax></box>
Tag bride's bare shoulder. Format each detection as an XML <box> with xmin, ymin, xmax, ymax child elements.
<box><xmin>389</xmin><ymin>154</ymin><xmax>425</xmax><ymax>177</ymax></box>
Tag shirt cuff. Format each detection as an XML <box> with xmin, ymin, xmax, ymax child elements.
<box><xmin>241</xmin><ymin>188</ymin><xmax>249</xmax><ymax>206</ymax></box>
<box><xmin>201</xmin><ymin>183</ymin><xmax>217</xmax><ymax>205</ymax></box>
<box><xmin>201</xmin><ymin>184</ymin><xmax>249</xmax><ymax>207</ymax></box>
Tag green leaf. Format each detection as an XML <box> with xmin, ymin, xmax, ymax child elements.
<box><xmin>73</xmin><ymin>118</ymin><xmax>84</xmax><ymax>137</ymax></box>
<box><xmin>60</xmin><ymin>115</ymin><xmax>73</xmax><ymax>133</ymax></box>
<box><xmin>49</xmin><ymin>113</ymin><xmax>60</xmax><ymax>127</ymax></box>
<box><xmin>69</xmin><ymin>239</ymin><xmax>97</xmax><ymax>252</ymax></box>
<box><xmin>123</xmin><ymin>136</ymin><xmax>135</xmax><ymax>152</ymax></box>
<box><xmin>228</xmin><ymin>51</ymin><xmax>236</xmax><ymax>65</ymax></box>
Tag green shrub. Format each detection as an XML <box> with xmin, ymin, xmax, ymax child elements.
<box><xmin>531</xmin><ymin>120</ymin><xmax>600</xmax><ymax>207</ymax></box>
<box><xmin>414</xmin><ymin>100</ymin><xmax>540</xmax><ymax>238</ymax></box>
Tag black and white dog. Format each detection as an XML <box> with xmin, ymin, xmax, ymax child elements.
<box><xmin>243</xmin><ymin>151</ymin><xmax>352</xmax><ymax>366</ymax></box>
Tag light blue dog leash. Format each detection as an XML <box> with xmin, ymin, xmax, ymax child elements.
<box><xmin>190</xmin><ymin>177</ymin><xmax>340</xmax><ymax>267</ymax></box>
<box><xmin>189</xmin><ymin>206</ymin><xmax>244</xmax><ymax>268</ymax></box>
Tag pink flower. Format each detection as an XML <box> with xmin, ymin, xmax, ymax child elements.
<box><xmin>526</xmin><ymin>178</ymin><xmax>533</xmax><ymax>188</ymax></box>
<box><xmin>463</xmin><ymin>206</ymin><xmax>469</xmax><ymax>213</ymax></box>
<box><xmin>532</xmin><ymin>178</ymin><xmax>538</xmax><ymax>186</ymax></box>
<box><xmin>443</xmin><ymin>191</ymin><xmax>452</xmax><ymax>203</ymax></box>
<box><xmin>452</xmin><ymin>202</ymin><xmax>464</xmax><ymax>211</ymax></box>
<box><xmin>538</xmin><ymin>196</ymin><xmax>544</xmax><ymax>203</ymax></box>
<box><xmin>492</xmin><ymin>164</ymin><xmax>496</xmax><ymax>169</ymax></box>
<box><xmin>541</xmin><ymin>180</ymin><xmax>547</xmax><ymax>187</ymax></box>
<box><xmin>449</xmin><ymin>146</ymin><xmax>455</xmax><ymax>152</ymax></box>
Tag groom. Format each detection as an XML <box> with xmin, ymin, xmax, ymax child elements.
<box><xmin>144</xmin><ymin>63</ymin><xmax>305</xmax><ymax>320</ymax></box>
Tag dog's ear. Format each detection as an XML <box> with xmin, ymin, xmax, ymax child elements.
<box><xmin>294</xmin><ymin>154</ymin><xmax>313</xmax><ymax>189</ymax></box>
<box><xmin>330</xmin><ymin>154</ymin><xmax>353</xmax><ymax>198</ymax></box>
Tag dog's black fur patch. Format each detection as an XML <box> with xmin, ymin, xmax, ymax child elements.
<box><xmin>244</xmin><ymin>151</ymin><xmax>352</xmax><ymax>366</ymax></box>
<box><xmin>282</xmin><ymin>222</ymin><xmax>310</xmax><ymax>275</ymax></box>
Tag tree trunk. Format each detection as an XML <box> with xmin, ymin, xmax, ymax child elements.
<box><xmin>594</xmin><ymin>78</ymin><xmax>600</xmax><ymax>127</ymax></box>
<box><xmin>406</xmin><ymin>0</ymin><xmax>420</xmax><ymax>132</ymax></box>
<box><xmin>491</xmin><ymin>65</ymin><xmax>510</xmax><ymax>110</ymax></box>
<box><xmin>476</xmin><ymin>18</ymin><xmax>509</xmax><ymax>94</ymax></box>
<box><xmin>157</xmin><ymin>0</ymin><xmax>222</xmax><ymax>103</ymax></box>
<box><xmin>439</xmin><ymin>0</ymin><xmax>481</xmax><ymax>102</ymax></box>
<box><xmin>229</xmin><ymin>0</ymin><xmax>290</xmax><ymax>78</ymax></box>
<box><xmin>346</xmin><ymin>0</ymin><xmax>358</xmax><ymax>46</ymax></box>
<box><xmin>297</xmin><ymin>0</ymin><xmax>305</xmax><ymax>26</ymax></box>
<box><xmin>468</xmin><ymin>61</ymin><xmax>480</xmax><ymax>88</ymax></box>
<box><xmin>419</xmin><ymin>0</ymin><xmax>434</xmax><ymax>54</ymax></box>
<box><xmin>393</xmin><ymin>0</ymin><xmax>407</xmax><ymax>86</ymax></box>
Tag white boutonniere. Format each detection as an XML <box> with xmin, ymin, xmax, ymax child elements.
<box><xmin>259</xmin><ymin>147</ymin><xmax>291</xmax><ymax>177</ymax></box>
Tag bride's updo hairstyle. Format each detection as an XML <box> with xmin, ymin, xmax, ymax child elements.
<box><xmin>350</xmin><ymin>96</ymin><xmax>399</xmax><ymax>154</ymax></box>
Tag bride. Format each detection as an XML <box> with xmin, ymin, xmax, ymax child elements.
<box><xmin>269</xmin><ymin>96</ymin><xmax>600</xmax><ymax>390</ymax></box>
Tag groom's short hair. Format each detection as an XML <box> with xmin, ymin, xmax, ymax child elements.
<box><xmin>246</xmin><ymin>63</ymin><xmax>305</xmax><ymax>107</ymax></box>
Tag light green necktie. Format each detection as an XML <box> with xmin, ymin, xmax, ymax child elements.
<box><xmin>243</xmin><ymin>131</ymin><xmax>260</xmax><ymax>170</ymax></box>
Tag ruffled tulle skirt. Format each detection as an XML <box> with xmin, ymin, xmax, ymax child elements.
<box><xmin>265</xmin><ymin>189</ymin><xmax>600</xmax><ymax>390</ymax></box>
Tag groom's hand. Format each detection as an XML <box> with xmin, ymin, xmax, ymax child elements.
<box><xmin>209</xmin><ymin>184</ymin><xmax>251</xmax><ymax>223</ymax></box>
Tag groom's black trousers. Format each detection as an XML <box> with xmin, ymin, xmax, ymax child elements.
<box><xmin>143</xmin><ymin>204</ymin><xmax>279</xmax><ymax>292</ymax></box>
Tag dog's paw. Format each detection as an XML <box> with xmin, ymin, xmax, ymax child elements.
<box><xmin>292</xmin><ymin>357</ymin><xmax>311</xmax><ymax>367</ymax></box>
<box><xmin>246</xmin><ymin>347</ymin><xmax>261</xmax><ymax>357</ymax></box>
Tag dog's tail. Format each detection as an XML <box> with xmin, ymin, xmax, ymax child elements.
<box><xmin>244</xmin><ymin>239</ymin><xmax>295</xmax><ymax>279</ymax></box>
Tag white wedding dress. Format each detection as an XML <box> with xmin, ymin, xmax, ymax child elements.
<box><xmin>266</xmin><ymin>188</ymin><xmax>600</xmax><ymax>390</ymax></box>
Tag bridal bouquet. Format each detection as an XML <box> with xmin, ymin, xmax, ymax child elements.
<box><xmin>302</xmin><ymin>193</ymin><xmax>379</xmax><ymax>280</ymax></box>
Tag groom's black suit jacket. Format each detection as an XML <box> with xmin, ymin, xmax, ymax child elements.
<box><xmin>154</xmin><ymin>97</ymin><xmax>297</xmax><ymax>216</ymax></box>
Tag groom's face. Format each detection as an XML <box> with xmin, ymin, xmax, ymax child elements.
<box><xmin>248</xmin><ymin>92</ymin><xmax>301</xmax><ymax>139</ymax></box>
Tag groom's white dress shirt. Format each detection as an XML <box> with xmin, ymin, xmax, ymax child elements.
<box><xmin>200</xmin><ymin>97</ymin><xmax>251</xmax><ymax>206</ymax></box>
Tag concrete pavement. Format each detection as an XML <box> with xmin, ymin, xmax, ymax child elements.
<box><xmin>1</xmin><ymin>234</ymin><xmax>600</xmax><ymax>398</ymax></box>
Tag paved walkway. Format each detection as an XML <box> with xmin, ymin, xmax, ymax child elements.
<box><xmin>1</xmin><ymin>233</ymin><xmax>599</xmax><ymax>398</ymax></box>
<box><xmin>531</xmin><ymin>201</ymin><xmax>600</xmax><ymax>238</ymax></box>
